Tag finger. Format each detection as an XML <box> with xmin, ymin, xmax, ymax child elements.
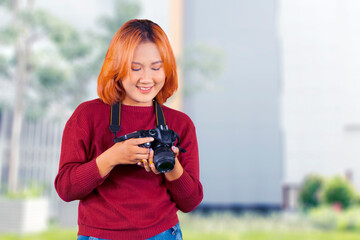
<box><xmin>148</xmin><ymin>148</ymin><xmax>154</xmax><ymax>163</ymax></box>
<box><xmin>135</xmin><ymin>153</ymin><xmax>150</xmax><ymax>160</ymax></box>
<box><xmin>130</xmin><ymin>137</ymin><xmax>154</xmax><ymax>145</ymax></box>
<box><xmin>134</xmin><ymin>146</ymin><xmax>151</xmax><ymax>154</ymax></box>
<box><xmin>142</xmin><ymin>159</ymin><xmax>151</xmax><ymax>172</ymax></box>
<box><xmin>172</xmin><ymin>146</ymin><xmax>179</xmax><ymax>157</ymax></box>
<box><xmin>148</xmin><ymin>149</ymin><xmax>160</xmax><ymax>174</ymax></box>
<box><xmin>149</xmin><ymin>163</ymin><xmax>160</xmax><ymax>174</ymax></box>
<box><xmin>137</xmin><ymin>161</ymin><xmax>144</xmax><ymax>167</ymax></box>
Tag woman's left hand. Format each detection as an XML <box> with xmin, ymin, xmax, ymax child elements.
<box><xmin>138</xmin><ymin>146</ymin><xmax>183</xmax><ymax>180</ymax></box>
<box><xmin>138</xmin><ymin>148</ymin><xmax>160</xmax><ymax>174</ymax></box>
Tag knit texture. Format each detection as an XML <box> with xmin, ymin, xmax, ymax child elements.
<box><xmin>54</xmin><ymin>99</ymin><xmax>203</xmax><ymax>240</ymax></box>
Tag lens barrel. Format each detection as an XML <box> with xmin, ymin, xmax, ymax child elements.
<box><xmin>153</xmin><ymin>147</ymin><xmax>175</xmax><ymax>173</ymax></box>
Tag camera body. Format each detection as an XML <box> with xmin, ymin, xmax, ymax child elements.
<box><xmin>138</xmin><ymin>125</ymin><xmax>180</xmax><ymax>173</ymax></box>
<box><xmin>110</xmin><ymin>101</ymin><xmax>186</xmax><ymax>173</ymax></box>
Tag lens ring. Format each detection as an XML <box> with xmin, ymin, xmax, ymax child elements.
<box><xmin>157</xmin><ymin>162</ymin><xmax>174</xmax><ymax>173</ymax></box>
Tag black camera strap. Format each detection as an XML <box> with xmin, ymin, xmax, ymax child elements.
<box><xmin>109</xmin><ymin>100</ymin><xmax>166</xmax><ymax>141</ymax></box>
<box><xmin>154</xmin><ymin>100</ymin><xmax>166</xmax><ymax>127</ymax></box>
<box><xmin>109</xmin><ymin>100</ymin><xmax>186</xmax><ymax>153</ymax></box>
<box><xmin>109</xmin><ymin>102</ymin><xmax>121</xmax><ymax>139</ymax></box>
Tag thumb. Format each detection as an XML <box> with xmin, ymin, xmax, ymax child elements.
<box><xmin>172</xmin><ymin>146</ymin><xmax>179</xmax><ymax>157</ymax></box>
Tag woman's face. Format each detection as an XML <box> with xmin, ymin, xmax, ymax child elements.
<box><xmin>122</xmin><ymin>41</ymin><xmax>165</xmax><ymax>106</ymax></box>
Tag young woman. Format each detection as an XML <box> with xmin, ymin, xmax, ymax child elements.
<box><xmin>55</xmin><ymin>19</ymin><xmax>203</xmax><ymax>240</ymax></box>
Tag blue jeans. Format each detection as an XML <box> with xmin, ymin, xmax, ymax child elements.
<box><xmin>77</xmin><ymin>222</ymin><xmax>183</xmax><ymax>240</ymax></box>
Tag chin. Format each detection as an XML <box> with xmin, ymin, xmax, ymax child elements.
<box><xmin>136</xmin><ymin>98</ymin><xmax>154</xmax><ymax>106</ymax></box>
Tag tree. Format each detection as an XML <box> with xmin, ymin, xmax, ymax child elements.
<box><xmin>0</xmin><ymin>0</ymin><xmax>142</xmax><ymax>193</ymax></box>
<box><xmin>0</xmin><ymin>0</ymin><xmax>95</xmax><ymax>192</ymax></box>
<box><xmin>90</xmin><ymin>0</ymin><xmax>141</xmax><ymax>70</ymax></box>
<box><xmin>299</xmin><ymin>174</ymin><xmax>324</xmax><ymax>209</ymax></box>
<box><xmin>323</xmin><ymin>176</ymin><xmax>356</xmax><ymax>209</ymax></box>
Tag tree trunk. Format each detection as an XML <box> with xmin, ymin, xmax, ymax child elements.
<box><xmin>8</xmin><ymin>0</ymin><xmax>30</xmax><ymax>193</ymax></box>
<box><xmin>8</xmin><ymin>45</ymin><xmax>26</xmax><ymax>192</ymax></box>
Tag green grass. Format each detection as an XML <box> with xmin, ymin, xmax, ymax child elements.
<box><xmin>0</xmin><ymin>228</ymin><xmax>76</xmax><ymax>240</ymax></box>
<box><xmin>1</xmin><ymin>229</ymin><xmax>360</xmax><ymax>240</ymax></box>
<box><xmin>183</xmin><ymin>230</ymin><xmax>360</xmax><ymax>240</ymax></box>
<box><xmin>1</xmin><ymin>212</ymin><xmax>360</xmax><ymax>240</ymax></box>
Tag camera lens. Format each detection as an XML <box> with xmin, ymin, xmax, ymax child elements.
<box><xmin>157</xmin><ymin>162</ymin><xmax>174</xmax><ymax>172</ymax></box>
<box><xmin>153</xmin><ymin>147</ymin><xmax>175</xmax><ymax>173</ymax></box>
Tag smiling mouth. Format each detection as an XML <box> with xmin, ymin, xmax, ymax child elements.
<box><xmin>138</xmin><ymin>87</ymin><xmax>152</xmax><ymax>90</ymax></box>
<box><xmin>137</xmin><ymin>86</ymin><xmax>153</xmax><ymax>93</ymax></box>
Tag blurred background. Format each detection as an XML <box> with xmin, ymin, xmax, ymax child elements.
<box><xmin>0</xmin><ymin>0</ymin><xmax>360</xmax><ymax>239</ymax></box>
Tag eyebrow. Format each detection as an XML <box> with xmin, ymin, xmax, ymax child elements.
<box><xmin>132</xmin><ymin>60</ymin><xmax>163</xmax><ymax>65</ymax></box>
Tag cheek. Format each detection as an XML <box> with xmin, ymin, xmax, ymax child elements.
<box><xmin>128</xmin><ymin>72</ymin><xmax>140</xmax><ymax>83</ymax></box>
<box><xmin>121</xmin><ymin>78</ymin><xmax>129</xmax><ymax>89</ymax></box>
<box><xmin>154</xmin><ymin>71</ymin><xmax>166</xmax><ymax>84</ymax></box>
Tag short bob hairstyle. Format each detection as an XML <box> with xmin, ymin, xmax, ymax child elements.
<box><xmin>97</xmin><ymin>19</ymin><xmax>178</xmax><ymax>105</ymax></box>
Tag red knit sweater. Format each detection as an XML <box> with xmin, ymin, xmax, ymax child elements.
<box><xmin>54</xmin><ymin>99</ymin><xmax>203</xmax><ymax>240</ymax></box>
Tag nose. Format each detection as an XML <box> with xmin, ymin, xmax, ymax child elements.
<box><xmin>139</xmin><ymin>68</ymin><xmax>153</xmax><ymax>84</ymax></box>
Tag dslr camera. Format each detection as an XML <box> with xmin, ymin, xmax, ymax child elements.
<box><xmin>116</xmin><ymin>125</ymin><xmax>186</xmax><ymax>173</ymax></box>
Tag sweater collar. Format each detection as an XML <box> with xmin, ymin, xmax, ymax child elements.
<box><xmin>121</xmin><ymin>103</ymin><xmax>155</xmax><ymax>113</ymax></box>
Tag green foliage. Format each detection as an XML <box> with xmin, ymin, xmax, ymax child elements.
<box><xmin>323</xmin><ymin>176</ymin><xmax>356</xmax><ymax>209</ymax></box>
<box><xmin>97</xmin><ymin>0</ymin><xmax>141</xmax><ymax>41</ymax></box>
<box><xmin>93</xmin><ymin>0</ymin><xmax>141</xmax><ymax>72</ymax></box>
<box><xmin>36</xmin><ymin>65</ymin><xmax>69</xmax><ymax>89</ymax></box>
<box><xmin>0</xmin><ymin>0</ymin><xmax>10</xmax><ymax>9</ymax></box>
<box><xmin>299</xmin><ymin>174</ymin><xmax>324</xmax><ymax>209</ymax></box>
<box><xmin>355</xmin><ymin>194</ymin><xmax>360</xmax><ymax>205</ymax></box>
<box><xmin>0</xmin><ymin>0</ymin><xmax>144</xmax><ymax>120</ymax></box>
<box><xmin>0</xmin><ymin>0</ymin><xmax>142</xmax><ymax>119</ymax></box>
<box><xmin>46</xmin><ymin>24</ymin><xmax>91</xmax><ymax>60</ymax></box>
<box><xmin>309</xmin><ymin>206</ymin><xmax>360</xmax><ymax>231</ymax></box>
<box><xmin>337</xmin><ymin>207</ymin><xmax>360</xmax><ymax>231</ymax></box>
<box><xmin>18</xmin><ymin>9</ymin><xmax>93</xmax><ymax>60</ymax></box>
<box><xmin>0</xmin><ymin>25</ymin><xmax>18</xmax><ymax>44</ymax></box>
<box><xmin>0</xmin><ymin>6</ymin><xmax>92</xmax><ymax>117</ymax></box>
<box><xmin>31</xmin><ymin>63</ymin><xmax>71</xmax><ymax>112</ymax></box>
<box><xmin>309</xmin><ymin>205</ymin><xmax>338</xmax><ymax>230</ymax></box>
<box><xmin>0</xmin><ymin>54</ymin><xmax>9</xmax><ymax>77</ymax></box>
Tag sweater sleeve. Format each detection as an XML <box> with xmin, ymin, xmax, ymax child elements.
<box><xmin>54</xmin><ymin>116</ymin><xmax>106</xmax><ymax>202</ymax></box>
<box><xmin>165</xmin><ymin>120</ymin><xmax>203</xmax><ymax>212</ymax></box>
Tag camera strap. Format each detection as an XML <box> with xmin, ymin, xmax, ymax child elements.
<box><xmin>109</xmin><ymin>102</ymin><xmax>121</xmax><ymax>139</ymax></box>
<box><xmin>109</xmin><ymin>100</ymin><xmax>186</xmax><ymax>152</ymax></box>
<box><xmin>109</xmin><ymin>100</ymin><xmax>166</xmax><ymax>141</ymax></box>
<box><xmin>155</xmin><ymin>100</ymin><xmax>166</xmax><ymax>127</ymax></box>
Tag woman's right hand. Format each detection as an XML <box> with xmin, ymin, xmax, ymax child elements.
<box><xmin>96</xmin><ymin>137</ymin><xmax>154</xmax><ymax>177</ymax></box>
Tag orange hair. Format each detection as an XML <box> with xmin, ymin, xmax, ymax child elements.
<box><xmin>97</xmin><ymin>19</ymin><xmax>178</xmax><ymax>105</ymax></box>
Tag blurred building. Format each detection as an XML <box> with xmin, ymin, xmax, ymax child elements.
<box><xmin>279</xmin><ymin>0</ymin><xmax>360</xmax><ymax>193</ymax></box>
<box><xmin>183</xmin><ymin>0</ymin><xmax>283</xmax><ymax>210</ymax></box>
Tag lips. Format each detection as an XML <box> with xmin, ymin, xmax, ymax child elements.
<box><xmin>137</xmin><ymin>86</ymin><xmax>153</xmax><ymax>94</ymax></box>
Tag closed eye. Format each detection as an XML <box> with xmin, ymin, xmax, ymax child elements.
<box><xmin>151</xmin><ymin>63</ymin><xmax>163</xmax><ymax>71</ymax></box>
<box><xmin>132</xmin><ymin>68</ymin><xmax>141</xmax><ymax>71</ymax></box>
